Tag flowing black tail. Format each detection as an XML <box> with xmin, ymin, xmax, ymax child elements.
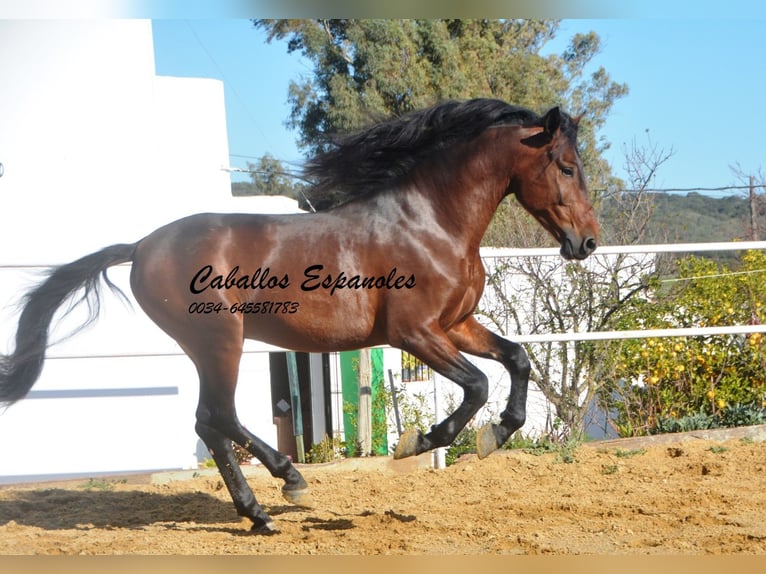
<box><xmin>0</xmin><ymin>243</ymin><xmax>137</xmax><ymax>406</ymax></box>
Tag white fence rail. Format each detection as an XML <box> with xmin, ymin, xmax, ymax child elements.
<box><xmin>507</xmin><ymin>324</ymin><xmax>766</xmax><ymax>344</ymax></box>
<box><xmin>5</xmin><ymin>240</ymin><xmax>766</xmax><ymax>359</ymax></box>
<box><xmin>482</xmin><ymin>240</ymin><xmax>766</xmax><ymax>344</ymax></box>
<box><xmin>481</xmin><ymin>240</ymin><xmax>766</xmax><ymax>257</ymax></box>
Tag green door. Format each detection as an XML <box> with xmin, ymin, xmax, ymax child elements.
<box><xmin>339</xmin><ymin>349</ymin><xmax>389</xmax><ymax>456</ymax></box>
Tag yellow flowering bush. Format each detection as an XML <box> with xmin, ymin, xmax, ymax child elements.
<box><xmin>604</xmin><ymin>251</ymin><xmax>766</xmax><ymax>436</ymax></box>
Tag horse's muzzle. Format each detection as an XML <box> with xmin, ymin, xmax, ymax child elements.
<box><xmin>560</xmin><ymin>235</ymin><xmax>597</xmax><ymax>260</ymax></box>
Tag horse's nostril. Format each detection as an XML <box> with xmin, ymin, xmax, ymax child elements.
<box><xmin>584</xmin><ymin>237</ymin><xmax>597</xmax><ymax>253</ymax></box>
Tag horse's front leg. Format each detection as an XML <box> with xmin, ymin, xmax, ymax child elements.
<box><xmin>445</xmin><ymin>316</ymin><xmax>531</xmax><ymax>458</ymax></box>
<box><xmin>393</xmin><ymin>326</ymin><xmax>489</xmax><ymax>459</ymax></box>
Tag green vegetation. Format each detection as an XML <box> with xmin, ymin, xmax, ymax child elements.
<box><xmin>605</xmin><ymin>250</ymin><xmax>766</xmax><ymax>437</ymax></box>
<box><xmin>613</xmin><ymin>447</ymin><xmax>646</xmax><ymax>458</ymax></box>
<box><xmin>77</xmin><ymin>478</ymin><xmax>127</xmax><ymax>491</ymax></box>
<box><xmin>645</xmin><ymin>193</ymin><xmax>752</xmax><ymax>243</ymax></box>
<box><xmin>444</xmin><ymin>428</ymin><xmax>582</xmax><ymax>466</ymax></box>
<box><xmin>306</xmin><ymin>434</ymin><xmax>347</xmax><ymax>463</ymax></box>
<box><xmin>231</xmin><ymin>153</ymin><xmax>308</xmax><ymax>201</ymax></box>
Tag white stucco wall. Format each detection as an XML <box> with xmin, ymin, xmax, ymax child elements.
<box><xmin>0</xmin><ymin>20</ymin><xmax>300</xmax><ymax>482</ymax></box>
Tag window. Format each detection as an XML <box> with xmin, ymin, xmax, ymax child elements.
<box><xmin>401</xmin><ymin>351</ymin><xmax>432</xmax><ymax>382</ymax></box>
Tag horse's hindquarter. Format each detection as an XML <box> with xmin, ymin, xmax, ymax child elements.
<box><xmin>129</xmin><ymin>211</ymin><xmax>388</xmax><ymax>352</ymax></box>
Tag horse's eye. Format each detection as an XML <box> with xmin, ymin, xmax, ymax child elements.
<box><xmin>561</xmin><ymin>167</ymin><xmax>574</xmax><ymax>177</ymax></box>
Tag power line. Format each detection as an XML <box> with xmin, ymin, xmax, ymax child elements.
<box><xmin>184</xmin><ymin>21</ymin><xmax>273</xmax><ymax>155</ymax></box>
<box><xmin>226</xmin><ymin>150</ymin><xmax>765</xmax><ymax>198</ymax></box>
<box><xmin>223</xmin><ymin>165</ymin><xmax>309</xmax><ymax>183</ymax></box>
<box><xmin>224</xmin><ymin>156</ymin><xmax>764</xmax><ymax>196</ymax></box>
<box><xmin>230</xmin><ymin>153</ymin><xmax>271</xmax><ymax>161</ymax></box>
<box><xmin>597</xmin><ymin>184</ymin><xmax>765</xmax><ymax>195</ymax></box>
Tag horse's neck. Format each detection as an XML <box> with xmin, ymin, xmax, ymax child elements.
<box><xmin>417</xmin><ymin>136</ymin><xmax>512</xmax><ymax>251</ymax></box>
<box><xmin>383</xmin><ymin>184</ymin><xmax>499</xmax><ymax>262</ymax></box>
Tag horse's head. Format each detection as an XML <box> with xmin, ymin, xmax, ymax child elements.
<box><xmin>512</xmin><ymin>107</ymin><xmax>599</xmax><ymax>260</ymax></box>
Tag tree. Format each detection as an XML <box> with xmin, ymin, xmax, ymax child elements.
<box><xmin>254</xmin><ymin>19</ymin><xmax>627</xmax><ymax>210</ymax></box>
<box><xmin>730</xmin><ymin>164</ymin><xmax>766</xmax><ymax>241</ymax></box>
<box><xmin>478</xmin><ymin>250</ymin><xmax>656</xmax><ymax>439</ymax></box>
<box><xmin>232</xmin><ymin>153</ymin><xmax>307</xmax><ymax>199</ymax></box>
<box><xmin>599</xmin><ymin>133</ymin><xmax>674</xmax><ymax>245</ymax></box>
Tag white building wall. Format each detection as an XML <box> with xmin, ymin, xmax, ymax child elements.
<box><xmin>0</xmin><ymin>20</ymin><xmax>299</xmax><ymax>482</ymax></box>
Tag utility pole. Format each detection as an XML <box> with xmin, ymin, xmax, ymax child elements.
<box><xmin>286</xmin><ymin>352</ymin><xmax>305</xmax><ymax>463</ymax></box>
<box><xmin>357</xmin><ymin>348</ymin><xmax>372</xmax><ymax>456</ymax></box>
<box><xmin>749</xmin><ymin>175</ymin><xmax>759</xmax><ymax>241</ymax></box>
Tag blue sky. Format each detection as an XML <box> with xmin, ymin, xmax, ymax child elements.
<box><xmin>152</xmin><ymin>18</ymin><xmax>766</xmax><ymax>196</ymax></box>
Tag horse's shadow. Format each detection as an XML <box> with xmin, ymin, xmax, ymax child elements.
<box><xmin>0</xmin><ymin>488</ymin><xmax>361</xmax><ymax>535</ymax></box>
<box><xmin>0</xmin><ymin>488</ymin><xmax>243</xmax><ymax>532</ymax></box>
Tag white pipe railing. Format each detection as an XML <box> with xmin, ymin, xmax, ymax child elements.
<box><xmin>42</xmin><ymin>348</ymin><xmax>281</xmax><ymax>360</ymax></box>
<box><xmin>481</xmin><ymin>240</ymin><xmax>766</xmax><ymax>258</ymax></box>
<box><xmin>481</xmin><ymin>240</ymin><xmax>766</xmax><ymax>344</ymax></box>
<box><xmin>41</xmin><ymin>323</ymin><xmax>766</xmax><ymax>358</ymax></box>
<box><xmin>509</xmin><ymin>324</ymin><xmax>766</xmax><ymax>344</ymax></box>
<box><xmin>3</xmin><ymin>241</ymin><xmax>765</xmax><ymax>357</ymax></box>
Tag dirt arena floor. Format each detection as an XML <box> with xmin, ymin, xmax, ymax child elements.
<box><xmin>1</xmin><ymin>426</ymin><xmax>765</xmax><ymax>555</ymax></box>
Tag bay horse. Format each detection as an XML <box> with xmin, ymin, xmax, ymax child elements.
<box><xmin>0</xmin><ymin>98</ymin><xmax>598</xmax><ymax>532</ymax></box>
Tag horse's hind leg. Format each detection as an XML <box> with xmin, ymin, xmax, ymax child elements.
<box><xmin>446</xmin><ymin>316</ymin><xmax>530</xmax><ymax>458</ymax></box>
<box><xmin>192</xmin><ymin>343</ymin><xmax>307</xmax><ymax>532</ymax></box>
<box><xmin>195</xmin><ymin>392</ymin><xmax>308</xmax><ymax>531</ymax></box>
<box><xmin>220</xmin><ymin>422</ymin><xmax>309</xmax><ymax>505</ymax></box>
<box><xmin>194</xmin><ymin>417</ymin><xmax>275</xmax><ymax>531</ymax></box>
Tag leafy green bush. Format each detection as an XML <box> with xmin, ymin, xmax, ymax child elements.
<box><xmin>605</xmin><ymin>251</ymin><xmax>766</xmax><ymax>436</ymax></box>
<box><xmin>445</xmin><ymin>426</ymin><xmax>478</xmax><ymax>466</ymax></box>
<box><xmin>306</xmin><ymin>435</ymin><xmax>348</xmax><ymax>463</ymax></box>
<box><xmin>651</xmin><ymin>401</ymin><xmax>766</xmax><ymax>435</ymax></box>
<box><xmin>444</xmin><ymin>428</ymin><xmax>573</xmax><ymax>466</ymax></box>
<box><xmin>718</xmin><ymin>402</ymin><xmax>766</xmax><ymax>427</ymax></box>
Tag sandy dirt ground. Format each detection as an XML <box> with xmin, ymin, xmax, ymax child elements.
<box><xmin>1</xmin><ymin>426</ymin><xmax>765</xmax><ymax>555</ymax></box>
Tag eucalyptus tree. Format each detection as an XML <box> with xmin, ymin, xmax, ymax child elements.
<box><xmin>253</xmin><ymin>19</ymin><xmax>627</xmax><ymax>211</ymax></box>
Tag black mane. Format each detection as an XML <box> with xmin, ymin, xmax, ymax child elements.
<box><xmin>302</xmin><ymin>98</ymin><xmax>574</xmax><ymax>211</ymax></box>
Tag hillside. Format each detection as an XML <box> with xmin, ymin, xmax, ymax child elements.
<box><xmin>601</xmin><ymin>192</ymin><xmax>760</xmax><ymax>245</ymax></box>
<box><xmin>642</xmin><ymin>192</ymin><xmax>755</xmax><ymax>243</ymax></box>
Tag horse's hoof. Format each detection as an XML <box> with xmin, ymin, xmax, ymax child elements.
<box><xmin>250</xmin><ymin>519</ymin><xmax>279</xmax><ymax>535</ymax></box>
<box><xmin>394</xmin><ymin>428</ymin><xmax>421</xmax><ymax>459</ymax></box>
<box><xmin>476</xmin><ymin>423</ymin><xmax>500</xmax><ymax>459</ymax></box>
<box><xmin>282</xmin><ymin>486</ymin><xmax>312</xmax><ymax>507</ymax></box>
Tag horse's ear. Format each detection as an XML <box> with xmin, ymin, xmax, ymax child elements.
<box><xmin>543</xmin><ymin>107</ymin><xmax>562</xmax><ymax>137</ymax></box>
